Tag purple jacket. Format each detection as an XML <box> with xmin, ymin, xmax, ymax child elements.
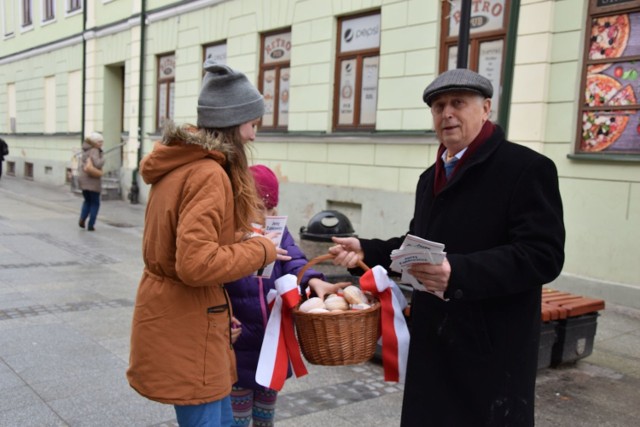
<box><xmin>225</xmin><ymin>227</ymin><xmax>324</xmax><ymax>390</ymax></box>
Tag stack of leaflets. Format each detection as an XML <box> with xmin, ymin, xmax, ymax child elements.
<box><xmin>252</xmin><ymin>216</ymin><xmax>287</xmax><ymax>279</ymax></box>
<box><xmin>390</xmin><ymin>234</ymin><xmax>447</xmax><ymax>300</ymax></box>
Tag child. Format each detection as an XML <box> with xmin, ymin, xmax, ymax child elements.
<box><xmin>225</xmin><ymin>164</ymin><xmax>332</xmax><ymax>427</ymax></box>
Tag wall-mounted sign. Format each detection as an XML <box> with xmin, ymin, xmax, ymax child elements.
<box><xmin>597</xmin><ymin>0</ymin><xmax>636</xmax><ymax>7</ymax></box>
<box><xmin>205</xmin><ymin>44</ymin><xmax>227</xmax><ymax>65</ymax></box>
<box><xmin>360</xmin><ymin>56</ymin><xmax>379</xmax><ymax>125</ymax></box>
<box><xmin>448</xmin><ymin>0</ymin><xmax>506</xmax><ymax>36</ymax></box>
<box><xmin>338</xmin><ymin>59</ymin><xmax>357</xmax><ymax>124</ymax></box>
<box><xmin>579</xmin><ymin>10</ymin><xmax>640</xmax><ymax>153</ymax></box>
<box><xmin>264</xmin><ymin>32</ymin><xmax>292</xmax><ymax>64</ymax></box>
<box><xmin>341</xmin><ymin>14</ymin><xmax>381</xmax><ymax>53</ymax></box>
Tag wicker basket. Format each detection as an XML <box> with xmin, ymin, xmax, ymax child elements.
<box><xmin>293</xmin><ymin>254</ymin><xmax>381</xmax><ymax>366</ymax></box>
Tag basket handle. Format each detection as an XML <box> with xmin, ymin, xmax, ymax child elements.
<box><xmin>296</xmin><ymin>253</ymin><xmax>370</xmax><ymax>300</ymax></box>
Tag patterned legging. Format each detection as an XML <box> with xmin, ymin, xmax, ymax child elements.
<box><xmin>230</xmin><ymin>386</ymin><xmax>278</xmax><ymax>427</ymax></box>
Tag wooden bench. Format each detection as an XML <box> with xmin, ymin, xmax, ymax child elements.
<box><xmin>538</xmin><ymin>288</ymin><xmax>605</xmax><ymax>369</ymax></box>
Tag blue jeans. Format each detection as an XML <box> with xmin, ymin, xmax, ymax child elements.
<box><xmin>174</xmin><ymin>396</ymin><xmax>233</xmax><ymax>427</ymax></box>
<box><xmin>80</xmin><ymin>190</ymin><xmax>101</xmax><ymax>228</ymax></box>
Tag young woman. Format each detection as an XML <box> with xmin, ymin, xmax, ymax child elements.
<box><xmin>127</xmin><ymin>62</ymin><xmax>284</xmax><ymax>427</ymax></box>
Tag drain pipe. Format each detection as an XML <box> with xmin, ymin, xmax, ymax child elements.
<box><xmin>81</xmin><ymin>3</ymin><xmax>87</xmax><ymax>145</ymax></box>
<box><xmin>129</xmin><ymin>0</ymin><xmax>146</xmax><ymax>204</ymax></box>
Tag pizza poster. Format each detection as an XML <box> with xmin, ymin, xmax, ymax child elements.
<box><xmin>582</xmin><ymin>11</ymin><xmax>640</xmax><ymax>153</ymax></box>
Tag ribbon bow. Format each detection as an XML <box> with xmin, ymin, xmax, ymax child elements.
<box><xmin>256</xmin><ymin>274</ymin><xmax>308</xmax><ymax>391</ymax></box>
<box><xmin>359</xmin><ymin>265</ymin><xmax>410</xmax><ymax>383</ymax></box>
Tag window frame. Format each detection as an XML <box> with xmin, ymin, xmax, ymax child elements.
<box><xmin>332</xmin><ymin>11</ymin><xmax>381</xmax><ymax>132</ymax></box>
<box><xmin>259</xmin><ymin>28</ymin><xmax>292</xmax><ymax>131</ymax></box>
<box><xmin>574</xmin><ymin>0</ymin><xmax>640</xmax><ymax>156</ymax></box>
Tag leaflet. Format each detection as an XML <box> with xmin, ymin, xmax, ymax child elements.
<box><xmin>390</xmin><ymin>234</ymin><xmax>447</xmax><ymax>300</ymax></box>
<box><xmin>252</xmin><ymin>216</ymin><xmax>287</xmax><ymax>279</ymax></box>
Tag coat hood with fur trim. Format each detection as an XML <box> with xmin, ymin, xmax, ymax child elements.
<box><xmin>140</xmin><ymin>122</ymin><xmax>233</xmax><ymax>185</ymax></box>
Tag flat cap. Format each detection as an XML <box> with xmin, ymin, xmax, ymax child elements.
<box><xmin>422</xmin><ymin>69</ymin><xmax>493</xmax><ymax>106</ymax></box>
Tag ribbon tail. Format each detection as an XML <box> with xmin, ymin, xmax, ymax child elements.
<box><xmin>360</xmin><ymin>266</ymin><xmax>411</xmax><ymax>383</ymax></box>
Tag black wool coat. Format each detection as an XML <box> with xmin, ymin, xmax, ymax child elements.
<box><xmin>360</xmin><ymin>125</ymin><xmax>565</xmax><ymax>427</ymax></box>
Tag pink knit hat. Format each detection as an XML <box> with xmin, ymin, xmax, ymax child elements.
<box><xmin>250</xmin><ymin>165</ymin><xmax>279</xmax><ymax>209</ymax></box>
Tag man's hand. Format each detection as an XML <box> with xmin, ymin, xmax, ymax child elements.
<box><xmin>408</xmin><ymin>258</ymin><xmax>451</xmax><ymax>293</ymax></box>
<box><xmin>328</xmin><ymin>236</ymin><xmax>364</xmax><ymax>268</ymax></box>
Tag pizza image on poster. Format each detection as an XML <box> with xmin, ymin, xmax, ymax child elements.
<box><xmin>589</xmin><ymin>15</ymin><xmax>631</xmax><ymax>74</ymax></box>
<box><xmin>581</xmin><ymin>11</ymin><xmax>640</xmax><ymax>153</ymax></box>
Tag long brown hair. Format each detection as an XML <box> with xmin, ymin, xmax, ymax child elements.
<box><xmin>204</xmin><ymin>126</ymin><xmax>264</xmax><ymax>233</ymax></box>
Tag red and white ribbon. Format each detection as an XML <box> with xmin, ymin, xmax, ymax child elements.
<box><xmin>256</xmin><ymin>274</ymin><xmax>308</xmax><ymax>391</ymax></box>
<box><xmin>359</xmin><ymin>265</ymin><xmax>410</xmax><ymax>383</ymax></box>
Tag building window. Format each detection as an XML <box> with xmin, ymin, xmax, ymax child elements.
<box><xmin>439</xmin><ymin>0</ymin><xmax>508</xmax><ymax>123</ymax></box>
<box><xmin>25</xmin><ymin>162</ymin><xmax>34</xmax><ymax>179</ymax></box>
<box><xmin>576</xmin><ymin>0</ymin><xmax>640</xmax><ymax>155</ymax></box>
<box><xmin>42</xmin><ymin>0</ymin><xmax>55</xmax><ymax>22</ymax></box>
<box><xmin>156</xmin><ymin>54</ymin><xmax>175</xmax><ymax>131</ymax></box>
<box><xmin>334</xmin><ymin>12</ymin><xmax>381</xmax><ymax>131</ymax></box>
<box><xmin>67</xmin><ymin>0</ymin><xmax>82</xmax><ymax>13</ymax></box>
<box><xmin>203</xmin><ymin>42</ymin><xmax>227</xmax><ymax>66</ymax></box>
<box><xmin>22</xmin><ymin>0</ymin><xmax>33</xmax><ymax>26</ymax></box>
<box><xmin>259</xmin><ymin>30</ymin><xmax>291</xmax><ymax>130</ymax></box>
<box><xmin>3</xmin><ymin>0</ymin><xmax>16</xmax><ymax>36</ymax></box>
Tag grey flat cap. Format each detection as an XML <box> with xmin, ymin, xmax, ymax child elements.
<box><xmin>422</xmin><ymin>69</ymin><xmax>493</xmax><ymax>106</ymax></box>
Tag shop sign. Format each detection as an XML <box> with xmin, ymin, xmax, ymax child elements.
<box><xmin>449</xmin><ymin>0</ymin><xmax>505</xmax><ymax>36</ymax></box>
<box><xmin>205</xmin><ymin>44</ymin><xmax>227</xmax><ymax>65</ymax></box>
<box><xmin>341</xmin><ymin>14</ymin><xmax>381</xmax><ymax>53</ymax></box>
<box><xmin>264</xmin><ymin>33</ymin><xmax>291</xmax><ymax>64</ymax></box>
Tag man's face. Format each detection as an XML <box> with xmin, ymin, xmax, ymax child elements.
<box><xmin>430</xmin><ymin>91</ymin><xmax>491</xmax><ymax>152</ymax></box>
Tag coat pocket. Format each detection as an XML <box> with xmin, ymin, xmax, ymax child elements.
<box><xmin>203</xmin><ymin>304</ymin><xmax>232</xmax><ymax>384</ymax></box>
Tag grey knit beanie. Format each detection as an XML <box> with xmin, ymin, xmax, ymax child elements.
<box><xmin>197</xmin><ymin>60</ymin><xmax>265</xmax><ymax>128</ymax></box>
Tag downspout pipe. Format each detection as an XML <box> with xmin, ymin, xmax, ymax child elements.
<box><xmin>129</xmin><ymin>0</ymin><xmax>146</xmax><ymax>204</ymax></box>
<box><xmin>497</xmin><ymin>0</ymin><xmax>521</xmax><ymax>134</ymax></box>
<box><xmin>456</xmin><ymin>0</ymin><xmax>472</xmax><ymax>69</ymax></box>
<box><xmin>81</xmin><ymin>3</ymin><xmax>87</xmax><ymax>145</ymax></box>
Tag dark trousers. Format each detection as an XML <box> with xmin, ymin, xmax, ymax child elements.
<box><xmin>80</xmin><ymin>190</ymin><xmax>101</xmax><ymax>228</ymax></box>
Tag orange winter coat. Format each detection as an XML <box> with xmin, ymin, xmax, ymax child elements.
<box><xmin>127</xmin><ymin>126</ymin><xmax>276</xmax><ymax>405</ymax></box>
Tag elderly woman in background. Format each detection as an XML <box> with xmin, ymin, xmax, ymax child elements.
<box><xmin>78</xmin><ymin>132</ymin><xmax>104</xmax><ymax>231</ymax></box>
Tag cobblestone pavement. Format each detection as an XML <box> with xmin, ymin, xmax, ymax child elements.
<box><xmin>0</xmin><ymin>176</ymin><xmax>639</xmax><ymax>426</ymax></box>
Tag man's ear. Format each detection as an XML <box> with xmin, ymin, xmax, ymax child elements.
<box><xmin>482</xmin><ymin>98</ymin><xmax>492</xmax><ymax>120</ymax></box>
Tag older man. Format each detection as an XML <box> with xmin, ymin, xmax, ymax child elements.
<box><xmin>330</xmin><ymin>69</ymin><xmax>565</xmax><ymax>426</ymax></box>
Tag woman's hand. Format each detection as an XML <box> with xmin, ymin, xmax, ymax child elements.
<box><xmin>230</xmin><ymin>316</ymin><xmax>242</xmax><ymax>344</ymax></box>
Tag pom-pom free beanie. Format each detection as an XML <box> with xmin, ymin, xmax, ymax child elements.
<box><xmin>197</xmin><ymin>60</ymin><xmax>265</xmax><ymax>128</ymax></box>
<box><xmin>249</xmin><ymin>164</ymin><xmax>279</xmax><ymax>209</ymax></box>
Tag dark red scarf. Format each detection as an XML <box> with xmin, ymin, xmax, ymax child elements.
<box><xmin>433</xmin><ymin>120</ymin><xmax>495</xmax><ymax>195</ymax></box>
